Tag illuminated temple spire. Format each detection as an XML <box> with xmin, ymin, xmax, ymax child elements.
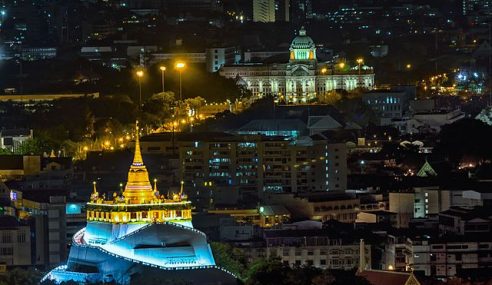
<box><xmin>123</xmin><ymin>121</ymin><xmax>155</xmax><ymax>203</ymax></box>
<box><xmin>132</xmin><ymin>120</ymin><xmax>144</xmax><ymax>166</ymax></box>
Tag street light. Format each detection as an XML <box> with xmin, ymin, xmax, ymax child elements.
<box><xmin>406</xmin><ymin>63</ymin><xmax>412</xmax><ymax>70</ymax></box>
<box><xmin>356</xmin><ymin>58</ymin><xmax>364</xmax><ymax>87</ymax></box>
<box><xmin>175</xmin><ymin>62</ymin><xmax>186</xmax><ymax>101</ymax></box>
<box><xmin>159</xmin><ymin>65</ymin><xmax>166</xmax><ymax>92</ymax></box>
<box><xmin>338</xmin><ymin>62</ymin><xmax>345</xmax><ymax>69</ymax></box>
<box><xmin>0</xmin><ymin>10</ymin><xmax>5</xmax><ymax>25</ymax></box>
<box><xmin>136</xmin><ymin>70</ymin><xmax>144</xmax><ymax>108</ymax></box>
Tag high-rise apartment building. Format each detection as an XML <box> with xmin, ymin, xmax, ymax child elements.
<box><xmin>253</xmin><ymin>0</ymin><xmax>275</xmax><ymax>23</ymax></box>
<box><xmin>138</xmin><ymin>133</ymin><xmax>347</xmax><ymax>206</ymax></box>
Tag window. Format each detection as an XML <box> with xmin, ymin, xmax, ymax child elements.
<box><xmin>1</xmin><ymin>233</ymin><xmax>12</xmax><ymax>243</ymax></box>
<box><xmin>17</xmin><ymin>233</ymin><xmax>26</xmax><ymax>243</ymax></box>
<box><xmin>0</xmin><ymin>248</ymin><xmax>13</xmax><ymax>255</ymax></box>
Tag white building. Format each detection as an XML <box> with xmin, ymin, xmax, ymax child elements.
<box><xmin>220</xmin><ymin>27</ymin><xmax>375</xmax><ymax>104</ymax></box>
<box><xmin>405</xmin><ymin>236</ymin><xmax>492</xmax><ymax>277</ymax></box>
<box><xmin>248</xmin><ymin>228</ymin><xmax>371</xmax><ymax>270</ymax></box>
<box><xmin>206</xmin><ymin>47</ymin><xmax>239</xmax><ymax>72</ymax></box>
<box><xmin>0</xmin><ymin>129</ymin><xmax>33</xmax><ymax>152</ymax></box>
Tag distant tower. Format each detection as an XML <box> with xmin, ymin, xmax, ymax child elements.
<box><xmin>253</xmin><ymin>0</ymin><xmax>275</xmax><ymax>23</ymax></box>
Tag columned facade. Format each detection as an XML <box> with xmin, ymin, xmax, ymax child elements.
<box><xmin>220</xmin><ymin>27</ymin><xmax>375</xmax><ymax>104</ymax></box>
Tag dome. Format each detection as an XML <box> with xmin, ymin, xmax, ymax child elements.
<box><xmin>290</xmin><ymin>27</ymin><xmax>315</xmax><ymax>50</ymax></box>
<box><xmin>289</xmin><ymin>26</ymin><xmax>316</xmax><ymax>62</ymax></box>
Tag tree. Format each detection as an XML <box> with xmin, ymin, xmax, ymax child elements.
<box><xmin>184</xmin><ymin>96</ymin><xmax>206</xmax><ymax>113</ymax></box>
<box><xmin>435</xmin><ymin>119</ymin><xmax>492</xmax><ymax>164</ymax></box>
<box><xmin>245</xmin><ymin>258</ymin><xmax>289</xmax><ymax>285</ymax></box>
<box><xmin>142</xmin><ymin>92</ymin><xmax>176</xmax><ymax>127</ymax></box>
<box><xmin>211</xmin><ymin>242</ymin><xmax>248</xmax><ymax>280</ymax></box>
<box><xmin>319</xmin><ymin>90</ymin><xmax>342</xmax><ymax>105</ymax></box>
<box><xmin>0</xmin><ymin>267</ymin><xmax>43</xmax><ymax>285</ymax></box>
<box><xmin>15</xmin><ymin>138</ymin><xmax>45</xmax><ymax>155</ymax></box>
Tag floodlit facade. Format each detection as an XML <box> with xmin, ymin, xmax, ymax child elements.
<box><xmin>42</xmin><ymin>122</ymin><xmax>236</xmax><ymax>285</ymax></box>
<box><xmin>220</xmin><ymin>27</ymin><xmax>375</xmax><ymax>104</ymax></box>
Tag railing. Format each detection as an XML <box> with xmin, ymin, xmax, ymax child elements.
<box><xmin>94</xmin><ymin>244</ymin><xmax>237</xmax><ymax>278</ymax></box>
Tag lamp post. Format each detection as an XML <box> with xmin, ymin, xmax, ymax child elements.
<box><xmin>136</xmin><ymin>70</ymin><xmax>144</xmax><ymax>108</ymax></box>
<box><xmin>0</xmin><ymin>10</ymin><xmax>5</xmax><ymax>25</ymax></box>
<box><xmin>338</xmin><ymin>62</ymin><xmax>345</xmax><ymax>90</ymax></box>
<box><xmin>175</xmin><ymin>62</ymin><xmax>185</xmax><ymax>101</ymax></box>
<box><xmin>356</xmin><ymin>58</ymin><xmax>364</xmax><ymax>87</ymax></box>
<box><xmin>159</xmin><ymin>65</ymin><xmax>166</xmax><ymax>92</ymax></box>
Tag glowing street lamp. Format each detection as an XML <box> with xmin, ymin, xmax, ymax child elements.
<box><xmin>360</xmin><ymin>160</ymin><xmax>365</xmax><ymax>174</ymax></box>
<box><xmin>356</xmin><ymin>58</ymin><xmax>364</xmax><ymax>87</ymax></box>
<box><xmin>406</xmin><ymin>63</ymin><xmax>412</xmax><ymax>70</ymax></box>
<box><xmin>175</xmin><ymin>62</ymin><xmax>186</xmax><ymax>101</ymax></box>
<box><xmin>321</xmin><ymin>67</ymin><xmax>327</xmax><ymax>74</ymax></box>
<box><xmin>159</xmin><ymin>65</ymin><xmax>166</xmax><ymax>92</ymax></box>
<box><xmin>136</xmin><ymin>70</ymin><xmax>144</xmax><ymax>108</ymax></box>
<box><xmin>338</xmin><ymin>62</ymin><xmax>345</xmax><ymax>69</ymax></box>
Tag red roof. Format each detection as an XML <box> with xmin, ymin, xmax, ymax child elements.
<box><xmin>358</xmin><ymin>270</ymin><xmax>416</xmax><ymax>285</ymax></box>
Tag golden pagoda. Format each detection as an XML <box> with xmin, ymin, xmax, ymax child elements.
<box><xmin>123</xmin><ymin>121</ymin><xmax>155</xmax><ymax>204</ymax></box>
<box><xmin>86</xmin><ymin>121</ymin><xmax>192</xmax><ymax>226</ymax></box>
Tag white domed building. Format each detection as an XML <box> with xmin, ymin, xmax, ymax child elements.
<box><xmin>220</xmin><ymin>27</ymin><xmax>375</xmax><ymax>104</ymax></box>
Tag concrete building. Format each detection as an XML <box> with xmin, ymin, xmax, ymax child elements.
<box><xmin>389</xmin><ymin>192</ymin><xmax>415</xmax><ymax>228</ymax></box>
<box><xmin>220</xmin><ymin>27</ymin><xmax>375</xmax><ymax>104</ymax></box>
<box><xmin>206</xmin><ymin>47</ymin><xmax>239</xmax><ymax>72</ymax></box>
<box><xmin>14</xmin><ymin>190</ymin><xmax>68</xmax><ymax>266</ymax></box>
<box><xmin>208</xmin><ymin>205</ymin><xmax>290</xmax><ymax>228</ymax></box>
<box><xmin>0</xmin><ymin>129</ymin><xmax>33</xmax><ymax>153</ymax></box>
<box><xmin>0</xmin><ymin>216</ymin><xmax>31</xmax><ymax>266</ymax></box>
<box><xmin>389</xmin><ymin>187</ymin><xmax>453</xmax><ymax>228</ymax></box>
<box><xmin>362</xmin><ymin>90</ymin><xmax>412</xmax><ymax>125</ymax></box>
<box><xmin>405</xmin><ymin>235</ymin><xmax>492</xmax><ymax>277</ymax></box>
<box><xmin>236</xmin><ymin>119</ymin><xmax>307</xmax><ymax>138</ymax></box>
<box><xmin>438</xmin><ymin>207</ymin><xmax>491</xmax><ymax>236</ymax></box>
<box><xmin>243</xmin><ymin>51</ymin><xmax>286</xmax><ymax>63</ymax></box>
<box><xmin>253</xmin><ymin>0</ymin><xmax>276</xmax><ymax>23</ymax></box>
<box><xmin>139</xmin><ymin>133</ymin><xmax>348</xmax><ymax>202</ymax></box>
<box><xmin>411</xmin><ymin>109</ymin><xmax>465</xmax><ymax>133</ymax></box>
<box><xmin>356</xmin><ymin>211</ymin><xmax>397</xmax><ymax>227</ymax></box>
<box><xmin>150</xmin><ymin>52</ymin><xmax>206</xmax><ymax>64</ymax></box>
<box><xmin>250</xmin><ymin>227</ymin><xmax>371</xmax><ymax>269</ymax></box>
<box><xmin>264</xmin><ymin>192</ymin><xmax>359</xmax><ymax>223</ymax></box>
<box><xmin>383</xmin><ymin>233</ymin><xmax>408</xmax><ymax>272</ymax></box>
<box><xmin>20</xmin><ymin>47</ymin><xmax>57</xmax><ymax>61</ymax></box>
<box><xmin>0</xmin><ymin>155</ymin><xmax>41</xmax><ymax>180</ymax></box>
